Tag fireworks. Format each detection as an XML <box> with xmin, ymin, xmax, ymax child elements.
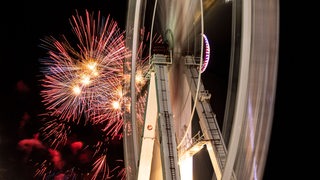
<box><xmin>20</xmin><ymin>9</ymin><xmax>156</xmax><ymax>180</ymax></box>
<box><xmin>39</xmin><ymin>10</ymin><xmax>129</xmax><ymax>123</ymax></box>
<box><xmin>32</xmin><ymin>9</ymin><xmax>130</xmax><ymax>179</ymax></box>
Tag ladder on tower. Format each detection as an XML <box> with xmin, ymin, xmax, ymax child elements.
<box><xmin>185</xmin><ymin>55</ymin><xmax>236</xmax><ymax>180</ymax></box>
<box><xmin>153</xmin><ymin>54</ymin><xmax>180</xmax><ymax>180</ymax></box>
<box><xmin>137</xmin><ymin>54</ymin><xmax>180</xmax><ymax>180</ymax></box>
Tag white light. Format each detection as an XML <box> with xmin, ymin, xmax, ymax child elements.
<box><xmin>112</xmin><ymin>101</ymin><xmax>120</xmax><ymax>110</ymax></box>
<box><xmin>72</xmin><ymin>86</ymin><xmax>81</xmax><ymax>95</ymax></box>
<box><xmin>135</xmin><ymin>72</ymin><xmax>144</xmax><ymax>85</ymax></box>
<box><xmin>180</xmin><ymin>156</ymin><xmax>193</xmax><ymax>180</ymax></box>
<box><xmin>86</xmin><ymin>62</ymin><xmax>97</xmax><ymax>70</ymax></box>
<box><xmin>81</xmin><ymin>75</ymin><xmax>91</xmax><ymax>85</ymax></box>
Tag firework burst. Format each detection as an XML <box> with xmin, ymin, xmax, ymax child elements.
<box><xmin>39</xmin><ymin>10</ymin><xmax>130</xmax><ymax>123</ymax></box>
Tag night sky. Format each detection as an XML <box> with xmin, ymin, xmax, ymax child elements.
<box><xmin>0</xmin><ymin>0</ymin><xmax>295</xmax><ymax>179</ymax></box>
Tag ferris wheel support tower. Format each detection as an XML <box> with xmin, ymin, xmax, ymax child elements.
<box><xmin>123</xmin><ymin>0</ymin><xmax>279</xmax><ymax>180</ymax></box>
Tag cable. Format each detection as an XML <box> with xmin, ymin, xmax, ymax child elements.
<box><xmin>177</xmin><ymin>0</ymin><xmax>204</xmax><ymax>149</ymax></box>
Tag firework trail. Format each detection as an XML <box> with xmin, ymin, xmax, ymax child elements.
<box><xmin>38</xmin><ymin>113</ymin><xmax>69</xmax><ymax>149</ymax></box>
<box><xmin>34</xmin><ymin>110</ymin><xmax>122</xmax><ymax>179</ymax></box>
<box><xmin>39</xmin><ymin>10</ymin><xmax>130</xmax><ymax>123</ymax></box>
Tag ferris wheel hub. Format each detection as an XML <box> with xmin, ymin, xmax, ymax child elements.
<box><xmin>164</xmin><ymin>29</ymin><xmax>174</xmax><ymax>51</ymax></box>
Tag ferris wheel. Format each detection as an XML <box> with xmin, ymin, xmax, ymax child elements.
<box><xmin>122</xmin><ymin>0</ymin><xmax>279</xmax><ymax>180</ymax></box>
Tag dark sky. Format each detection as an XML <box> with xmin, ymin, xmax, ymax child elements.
<box><xmin>0</xmin><ymin>0</ymin><xmax>296</xmax><ymax>179</ymax></box>
<box><xmin>262</xmin><ymin>1</ymin><xmax>311</xmax><ymax>179</ymax></box>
